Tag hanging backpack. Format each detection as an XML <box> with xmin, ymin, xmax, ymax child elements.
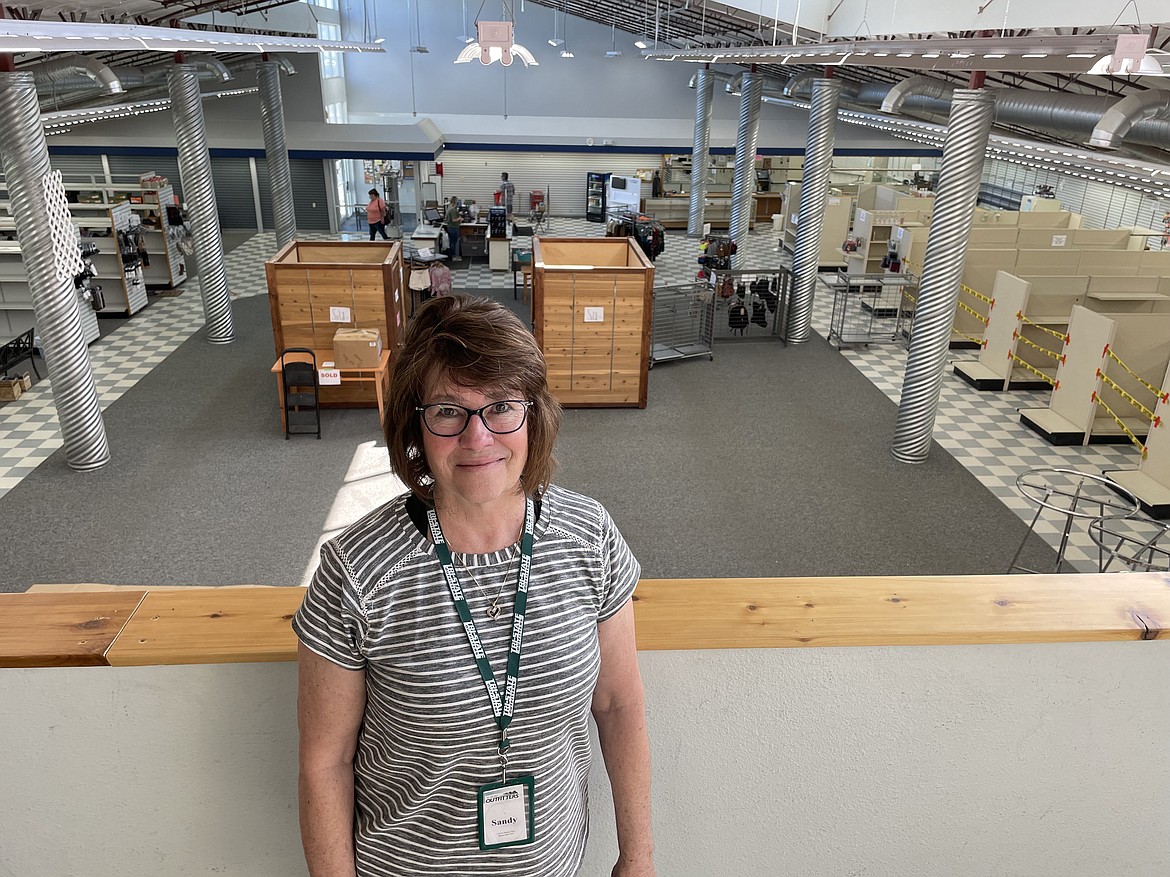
<box><xmin>728</xmin><ymin>302</ymin><xmax>749</xmax><ymax>330</ymax></box>
<box><xmin>751</xmin><ymin>300</ymin><xmax>768</xmax><ymax>327</ymax></box>
<box><xmin>718</xmin><ymin>276</ymin><xmax>735</xmax><ymax>299</ymax></box>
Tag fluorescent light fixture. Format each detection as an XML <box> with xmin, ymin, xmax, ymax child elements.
<box><xmin>644</xmin><ymin>34</ymin><xmax>1119</xmax><ymax>73</ymax></box>
<box><xmin>560</xmin><ymin>48</ymin><xmax>574</xmax><ymax>58</ymax></box>
<box><xmin>634</xmin><ymin>39</ymin><xmax>649</xmax><ymax>49</ymax></box>
<box><xmin>0</xmin><ymin>19</ymin><xmax>385</xmax><ymax>54</ymax></box>
<box><xmin>548</xmin><ymin>37</ymin><xmax>564</xmax><ymax>46</ymax></box>
<box><xmin>411</xmin><ymin>45</ymin><xmax>429</xmax><ymax>53</ymax></box>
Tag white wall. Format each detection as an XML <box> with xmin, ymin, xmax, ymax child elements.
<box><xmin>336</xmin><ymin>0</ymin><xmax>914</xmax><ymax>152</ymax></box>
<box><xmin>3</xmin><ymin>641</ymin><xmax>1167</xmax><ymax>876</ymax></box>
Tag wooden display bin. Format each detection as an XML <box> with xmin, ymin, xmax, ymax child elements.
<box><xmin>265</xmin><ymin>240</ymin><xmax>406</xmax><ymax>408</ymax></box>
<box><xmin>532</xmin><ymin>237</ymin><xmax>654</xmax><ymax>408</ymax></box>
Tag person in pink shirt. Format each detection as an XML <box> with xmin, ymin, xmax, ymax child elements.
<box><xmin>366</xmin><ymin>188</ymin><xmax>390</xmax><ymax>240</ymax></box>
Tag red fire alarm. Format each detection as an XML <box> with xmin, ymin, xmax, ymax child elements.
<box><xmin>435</xmin><ymin>162</ymin><xmax>444</xmax><ymax>176</ymax></box>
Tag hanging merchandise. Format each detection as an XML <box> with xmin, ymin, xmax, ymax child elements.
<box><xmin>728</xmin><ymin>298</ymin><xmax>749</xmax><ymax>334</ymax></box>
<box><xmin>751</xmin><ymin>298</ymin><xmax>768</xmax><ymax>327</ymax></box>
<box><xmin>718</xmin><ymin>275</ymin><xmax>735</xmax><ymax>299</ymax></box>
<box><xmin>428</xmin><ymin>261</ymin><xmax>453</xmax><ymax>297</ymax></box>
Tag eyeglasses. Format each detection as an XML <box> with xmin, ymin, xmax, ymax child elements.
<box><xmin>416</xmin><ymin>400</ymin><xmax>533</xmax><ymax>437</ymax></box>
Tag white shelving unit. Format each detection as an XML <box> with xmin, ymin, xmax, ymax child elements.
<box><xmin>74</xmin><ymin>181</ymin><xmax>186</xmax><ymax>290</ymax></box>
<box><xmin>0</xmin><ymin>240</ymin><xmax>100</xmax><ymax>346</ymax></box>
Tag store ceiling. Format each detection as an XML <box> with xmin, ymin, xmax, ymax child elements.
<box><xmin>10</xmin><ymin>0</ymin><xmax>1170</xmax><ymax>161</ymax></box>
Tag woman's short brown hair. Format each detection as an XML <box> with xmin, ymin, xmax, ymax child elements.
<box><xmin>383</xmin><ymin>294</ymin><xmax>561</xmax><ymax>500</ymax></box>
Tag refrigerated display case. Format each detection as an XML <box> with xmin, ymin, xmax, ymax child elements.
<box><xmin>586</xmin><ymin>172</ymin><xmax>607</xmax><ymax>223</ymax></box>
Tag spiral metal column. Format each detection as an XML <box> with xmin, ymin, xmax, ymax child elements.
<box><xmin>787</xmin><ymin>78</ymin><xmax>842</xmax><ymax>343</ymax></box>
<box><xmin>892</xmin><ymin>89</ymin><xmax>996</xmax><ymax>463</ymax></box>
<box><xmin>168</xmin><ymin>63</ymin><xmax>234</xmax><ymax>344</ymax></box>
<box><xmin>0</xmin><ymin>72</ymin><xmax>109</xmax><ymax>470</ymax></box>
<box><xmin>727</xmin><ymin>71</ymin><xmax>763</xmax><ymax>267</ymax></box>
<box><xmin>686</xmin><ymin>68</ymin><xmax>715</xmax><ymax>238</ymax></box>
<box><xmin>257</xmin><ymin>61</ymin><xmax>297</xmax><ymax>249</ymax></box>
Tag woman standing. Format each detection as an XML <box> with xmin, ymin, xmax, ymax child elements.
<box><xmin>366</xmin><ymin>188</ymin><xmax>390</xmax><ymax>241</ymax></box>
<box><xmin>294</xmin><ymin>295</ymin><xmax>656</xmax><ymax>877</ymax></box>
<box><xmin>444</xmin><ymin>195</ymin><xmax>463</xmax><ymax>262</ymax></box>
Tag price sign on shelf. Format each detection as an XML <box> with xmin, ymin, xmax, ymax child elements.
<box><xmin>318</xmin><ymin>368</ymin><xmax>341</xmax><ymax>386</ymax></box>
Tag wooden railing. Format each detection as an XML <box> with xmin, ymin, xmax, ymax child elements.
<box><xmin>2</xmin><ymin>573</ymin><xmax>1168</xmax><ymax>668</ymax></box>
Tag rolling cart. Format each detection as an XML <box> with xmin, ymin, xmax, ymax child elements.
<box><xmin>650</xmin><ymin>283</ymin><xmax>716</xmax><ymax>368</ymax></box>
<box><xmin>822</xmin><ymin>270</ymin><xmax>917</xmax><ymax>349</ymax></box>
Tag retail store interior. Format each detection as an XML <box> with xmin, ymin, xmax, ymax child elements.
<box><xmin>3</xmin><ymin>2</ymin><xmax>1170</xmax><ymax>875</ymax></box>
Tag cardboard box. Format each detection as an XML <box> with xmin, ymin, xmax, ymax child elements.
<box><xmin>333</xmin><ymin>327</ymin><xmax>383</xmax><ymax>369</ymax></box>
<box><xmin>0</xmin><ymin>378</ymin><xmax>22</xmax><ymax>402</ymax></box>
<box><xmin>17</xmin><ymin>372</ymin><xmax>31</xmax><ymax>390</ymax></box>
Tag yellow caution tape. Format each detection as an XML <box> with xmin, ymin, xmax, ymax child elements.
<box><xmin>1017</xmin><ymin>314</ymin><xmax>1069</xmax><ymax>342</ymax></box>
<box><xmin>1009</xmin><ymin>352</ymin><xmax>1057</xmax><ymax>386</ymax></box>
<box><xmin>1104</xmin><ymin>346</ymin><xmax>1166</xmax><ymax>401</ymax></box>
<box><xmin>1015</xmin><ymin>333</ymin><xmax>1062</xmax><ymax>362</ymax></box>
<box><xmin>954</xmin><ymin>329</ymin><xmax>986</xmax><ymax>346</ymax></box>
<box><xmin>957</xmin><ymin>300</ymin><xmax>989</xmax><ymax>324</ymax></box>
<box><xmin>1092</xmin><ymin>391</ymin><xmax>1148</xmax><ymax>458</ymax></box>
<box><xmin>960</xmin><ymin>283</ymin><xmax>994</xmax><ymax>305</ymax></box>
<box><xmin>1098</xmin><ymin>371</ymin><xmax>1158</xmax><ymax>422</ymax></box>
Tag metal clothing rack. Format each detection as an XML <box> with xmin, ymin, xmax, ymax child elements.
<box><xmin>708</xmin><ymin>267</ymin><xmax>792</xmax><ymax>344</ymax></box>
<box><xmin>650</xmin><ymin>283</ymin><xmax>716</xmax><ymax>368</ymax></box>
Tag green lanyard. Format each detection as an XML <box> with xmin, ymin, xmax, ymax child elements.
<box><xmin>428</xmin><ymin>497</ymin><xmax>535</xmax><ymax>776</ymax></box>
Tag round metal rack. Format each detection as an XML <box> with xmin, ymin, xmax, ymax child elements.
<box><xmin>1087</xmin><ymin>515</ymin><xmax>1170</xmax><ymax>573</ymax></box>
<box><xmin>1007</xmin><ymin>467</ymin><xmax>1140</xmax><ymax>574</ymax></box>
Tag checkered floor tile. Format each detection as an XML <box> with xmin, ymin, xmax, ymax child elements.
<box><xmin>0</xmin><ymin>220</ymin><xmax>1154</xmax><ymax>573</ymax></box>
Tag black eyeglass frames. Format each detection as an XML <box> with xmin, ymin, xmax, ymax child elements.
<box><xmin>416</xmin><ymin>400</ymin><xmax>533</xmax><ymax>436</ymax></box>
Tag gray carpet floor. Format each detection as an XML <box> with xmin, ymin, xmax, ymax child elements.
<box><xmin>0</xmin><ymin>286</ymin><xmax>1054</xmax><ymax>591</ymax></box>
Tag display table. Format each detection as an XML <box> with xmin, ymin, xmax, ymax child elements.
<box><xmin>270</xmin><ymin>349</ymin><xmax>391</xmax><ymax>432</ymax></box>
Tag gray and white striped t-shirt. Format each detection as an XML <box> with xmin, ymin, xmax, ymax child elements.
<box><xmin>293</xmin><ymin>484</ymin><xmax>640</xmax><ymax>877</ymax></box>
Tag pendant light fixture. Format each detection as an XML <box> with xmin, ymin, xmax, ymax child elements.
<box><xmin>458</xmin><ymin>0</ymin><xmax>474</xmax><ymax>43</ymax></box>
<box><xmin>605</xmin><ymin>23</ymin><xmax>623</xmax><ymax>58</ymax></box>
<box><xmin>547</xmin><ymin>3</ymin><xmax>563</xmax><ymax>47</ymax></box>
<box><xmin>560</xmin><ymin>6</ymin><xmax>574</xmax><ymax>58</ymax></box>
<box><xmin>634</xmin><ymin>0</ymin><xmax>650</xmax><ymax>50</ymax></box>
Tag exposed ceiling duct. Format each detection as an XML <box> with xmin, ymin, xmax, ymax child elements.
<box><xmin>843</xmin><ymin>81</ymin><xmax>1170</xmax><ymax>157</ymax></box>
<box><xmin>35</xmin><ymin>56</ymin><xmax>292</xmax><ymax>114</ymax></box>
<box><xmin>29</xmin><ymin>55</ymin><xmax>124</xmax><ymax>95</ymax></box>
<box><xmin>880</xmin><ymin>76</ymin><xmax>955</xmax><ymax>114</ymax></box>
<box><xmin>1090</xmin><ymin>89</ymin><xmax>1170</xmax><ymax>150</ymax></box>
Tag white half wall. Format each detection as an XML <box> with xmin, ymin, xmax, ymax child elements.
<box><xmin>2</xmin><ymin>640</ymin><xmax>1167</xmax><ymax>876</ymax></box>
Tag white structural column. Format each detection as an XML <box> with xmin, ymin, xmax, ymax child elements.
<box><xmin>0</xmin><ymin>71</ymin><xmax>109</xmax><ymax>470</ymax></box>
<box><xmin>687</xmin><ymin>68</ymin><xmax>715</xmax><ymax>238</ymax></box>
<box><xmin>257</xmin><ymin>60</ymin><xmax>297</xmax><ymax>249</ymax></box>
<box><xmin>168</xmin><ymin>62</ymin><xmax>234</xmax><ymax>344</ymax></box>
<box><xmin>892</xmin><ymin>89</ymin><xmax>996</xmax><ymax>463</ymax></box>
<box><xmin>787</xmin><ymin>78</ymin><xmax>842</xmax><ymax>343</ymax></box>
<box><xmin>727</xmin><ymin>70</ymin><xmax>763</xmax><ymax>267</ymax></box>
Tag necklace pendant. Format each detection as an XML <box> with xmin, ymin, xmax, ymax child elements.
<box><xmin>486</xmin><ymin>603</ymin><xmax>501</xmax><ymax>620</ymax></box>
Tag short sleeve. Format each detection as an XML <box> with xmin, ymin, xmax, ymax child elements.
<box><xmin>292</xmin><ymin>540</ymin><xmax>368</xmax><ymax>670</ymax></box>
<box><xmin>598</xmin><ymin>507</ymin><xmax>641</xmax><ymax>622</ymax></box>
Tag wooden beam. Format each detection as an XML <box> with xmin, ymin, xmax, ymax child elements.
<box><xmin>0</xmin><ymin>591</ymin><xmax>147</xmax><ymax>667</ymax></box>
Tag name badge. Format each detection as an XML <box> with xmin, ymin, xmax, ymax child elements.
<box><xmin>477</xmin><ymin>775</ymin><xmax>536</xmax><ymax>850</ymax></box>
